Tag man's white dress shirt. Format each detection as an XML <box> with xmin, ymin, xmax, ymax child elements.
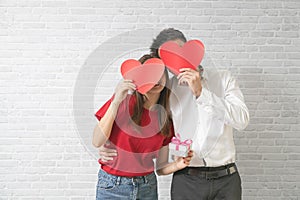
<box><xmin>169</xmin><ymin>69</ymin><xmax>249</xmax><ymax>167</ymax></box>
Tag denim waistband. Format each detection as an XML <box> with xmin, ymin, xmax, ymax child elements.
<box><xmin>98</xmin><ymin>169</ymin><xmax>156</xmax><ymax>185</ymax></box>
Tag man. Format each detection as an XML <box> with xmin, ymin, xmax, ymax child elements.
<box><xmin>99</xmin><ymin>28</ymin><xmax>249</xmax><ymax>200</ymax></box>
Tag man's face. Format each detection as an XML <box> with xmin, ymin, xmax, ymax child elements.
<box><xmin>173</xmin><ymin>39</ymin><xmax>185</xmax><ymax>47</ymax></box>
<box><xmin>158</xmin><ymin>39</ymin><xmax>185</xmax><ymax>58</ymax></box>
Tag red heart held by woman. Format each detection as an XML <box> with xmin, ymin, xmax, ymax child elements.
<box><xmin>159</xmin><ymin>40</ymin><xmax>205</xmax><ymax>75</ymax></box>
<box><xmin>120</xmin><ymin>58</ymin><xmax>165</xmax><ymax>94</ymax></box>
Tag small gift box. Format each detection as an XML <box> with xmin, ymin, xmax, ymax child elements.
<box><xmin>169</xmin><ymin>134</ymin><xmax>192</xmax><ymax>161</ymax></box>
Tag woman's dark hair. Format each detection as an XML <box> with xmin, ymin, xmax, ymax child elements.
<box><xmin>150</xmin><ymin>28</ymin><xmax>187</xmax><ymax>58</ymax></box>
<box><xmin>131</xmin><ymin>54</ymin><xmax>172</xmax><ymax>137</ymax></box>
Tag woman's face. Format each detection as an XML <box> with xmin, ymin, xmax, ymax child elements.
<box><xmin>147</xmin><ymin>72</ymin><xmax>167</xmax><ymax>94</ymax></box>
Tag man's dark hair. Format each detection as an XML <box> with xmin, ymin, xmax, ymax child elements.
<box><xmin>150</xmin><ymin>28</ymin><xmax>187</xmax><ymax>57</ymax></box>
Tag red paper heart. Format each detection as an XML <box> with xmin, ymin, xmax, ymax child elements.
<box><xmin>120</xmin><ymin>58</ymin><xmax>165</xmax><ymax>94</ymax></box>
<box><xmin>159</xmin><ymin>40</ymin><xmax>205</xmax><ymax>75</ymax></box>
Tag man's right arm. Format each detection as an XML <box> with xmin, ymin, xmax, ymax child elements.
<box><xmin>98</xmin><ymin>142</ymin><xmax>117</xmax><ymax>162</ymax></box>
<box><xmin>195</xmin><ymin>71</ymin><xmax>249</xmax><ymax>131</ymax></box>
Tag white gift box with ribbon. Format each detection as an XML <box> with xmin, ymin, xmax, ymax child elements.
<box><xmin>169</xmin><ymin>134</ymin><xmax>192</xmax><ymax>161</ymax></box>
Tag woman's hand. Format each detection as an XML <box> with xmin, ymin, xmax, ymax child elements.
<box><xmin>92</xmin><ymin>80</ymin><xmax>136</xmax><ymax>148</ymax></box>
<box><xmin>156</xmin><ymin>148</ymin><xmax>194</xmax><ymax>175</ymax></box>
<box><xmin>113</xmin><ymin>80</ymin><xmax>136</xmax><ymax>104</ymax></box>
<box><xmin>174</xmin><ymin>150</ymin><xmax>194</xmax><ymax>170</ymax></box>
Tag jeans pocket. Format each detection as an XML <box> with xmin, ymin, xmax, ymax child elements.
<box><xmin>97</xmin><ymin>170</ymin><xmax>117</xmax><ymax>190</ymax></box>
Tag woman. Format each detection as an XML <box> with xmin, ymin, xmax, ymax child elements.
<box><xmin>92</xmin><ymin>54</ymin><xmax>193</xmax><ymax>200</ymax></box>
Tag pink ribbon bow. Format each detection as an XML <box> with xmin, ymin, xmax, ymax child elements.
<box><xmin>171</xmin><ymin>133</ymin><xmax>192</xmax><ymax>151</ymax></box>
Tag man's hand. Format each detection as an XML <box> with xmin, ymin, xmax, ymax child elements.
<box><xmin>177</xmin><ymin>68</ymin><xmax>202</xmax><ymax>98</ymax></box>
<box><xmin>98</xmin><ymin>143</ymin><xmax>117</xmax><ymax>162</ymax></box>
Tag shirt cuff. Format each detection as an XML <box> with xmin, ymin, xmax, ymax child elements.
<box><xmin>195</xmin><ymin>87</ymin><xmax>212</xmax><ymax>105</ymax></box>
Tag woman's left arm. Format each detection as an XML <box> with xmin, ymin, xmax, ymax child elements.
<box><xmin>156</xmin><ymin>146</ymin><xmax>193</xmax><ymax>176</ymax></box>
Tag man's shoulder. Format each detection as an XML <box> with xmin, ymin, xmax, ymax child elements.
<box><xmin>205</xmin><ymin>69</ymin><xmax>236</xmax><ymax>92</ymax></box>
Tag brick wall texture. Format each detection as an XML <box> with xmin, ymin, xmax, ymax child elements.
<box><xmin>0</xmin><ymin>0</ymin><xmax>300</xmax><ymax>199</ymax></box>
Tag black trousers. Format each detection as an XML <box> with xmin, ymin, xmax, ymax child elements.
<box><xmin>171</xmin><ymin>165</ymin><xmax>242</xmax><ymax>200</ymax></box>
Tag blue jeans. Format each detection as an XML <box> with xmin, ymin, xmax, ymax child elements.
<box><xmin>96</xmin><ymin>169</ymin><xmax>158</xmax><ymax>200</ymax></box>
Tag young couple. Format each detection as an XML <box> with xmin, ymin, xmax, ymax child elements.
<box><xmin>93</xmin><ymin>28</ymin><xmax>249</xmax><ymax>200</ymax></box>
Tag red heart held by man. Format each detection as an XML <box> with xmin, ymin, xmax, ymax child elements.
<box><xmin>120</xmin><ymin>58</ymin><xmax>165</xmax><ymax>94</ymax></box>
<box><xmin>159</xmin><ymin>40</ymin><xmax>205</xmax><ymax>75</ymax></box>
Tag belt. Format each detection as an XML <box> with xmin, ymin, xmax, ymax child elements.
<box><xmin>176</xmin><ymin>163</ymin><xmax>237</xmax><ymax>180</ymax></box>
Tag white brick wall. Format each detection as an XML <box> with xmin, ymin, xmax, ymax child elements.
<box><xmin>1</xmin><ymin>0</ymin><xmax>299</xmax><ymax>199</ymax></box>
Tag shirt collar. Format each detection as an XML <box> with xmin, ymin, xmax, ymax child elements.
<box><xmin>202</xmin><ymin>68</ymin><xmax>208</xmax><ymax>81</ymax></box>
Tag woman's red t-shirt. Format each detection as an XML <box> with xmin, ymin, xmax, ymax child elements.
<box><xmin>95</xmin><ymin>94</ymin><xmax>173</xmax><ymax>177</ymax></box>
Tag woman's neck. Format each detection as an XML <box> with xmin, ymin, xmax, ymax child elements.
<box><xmin>143</xmin><ymin>92</ymin><xmax>160</xmax><ymax>109</ymax></box>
